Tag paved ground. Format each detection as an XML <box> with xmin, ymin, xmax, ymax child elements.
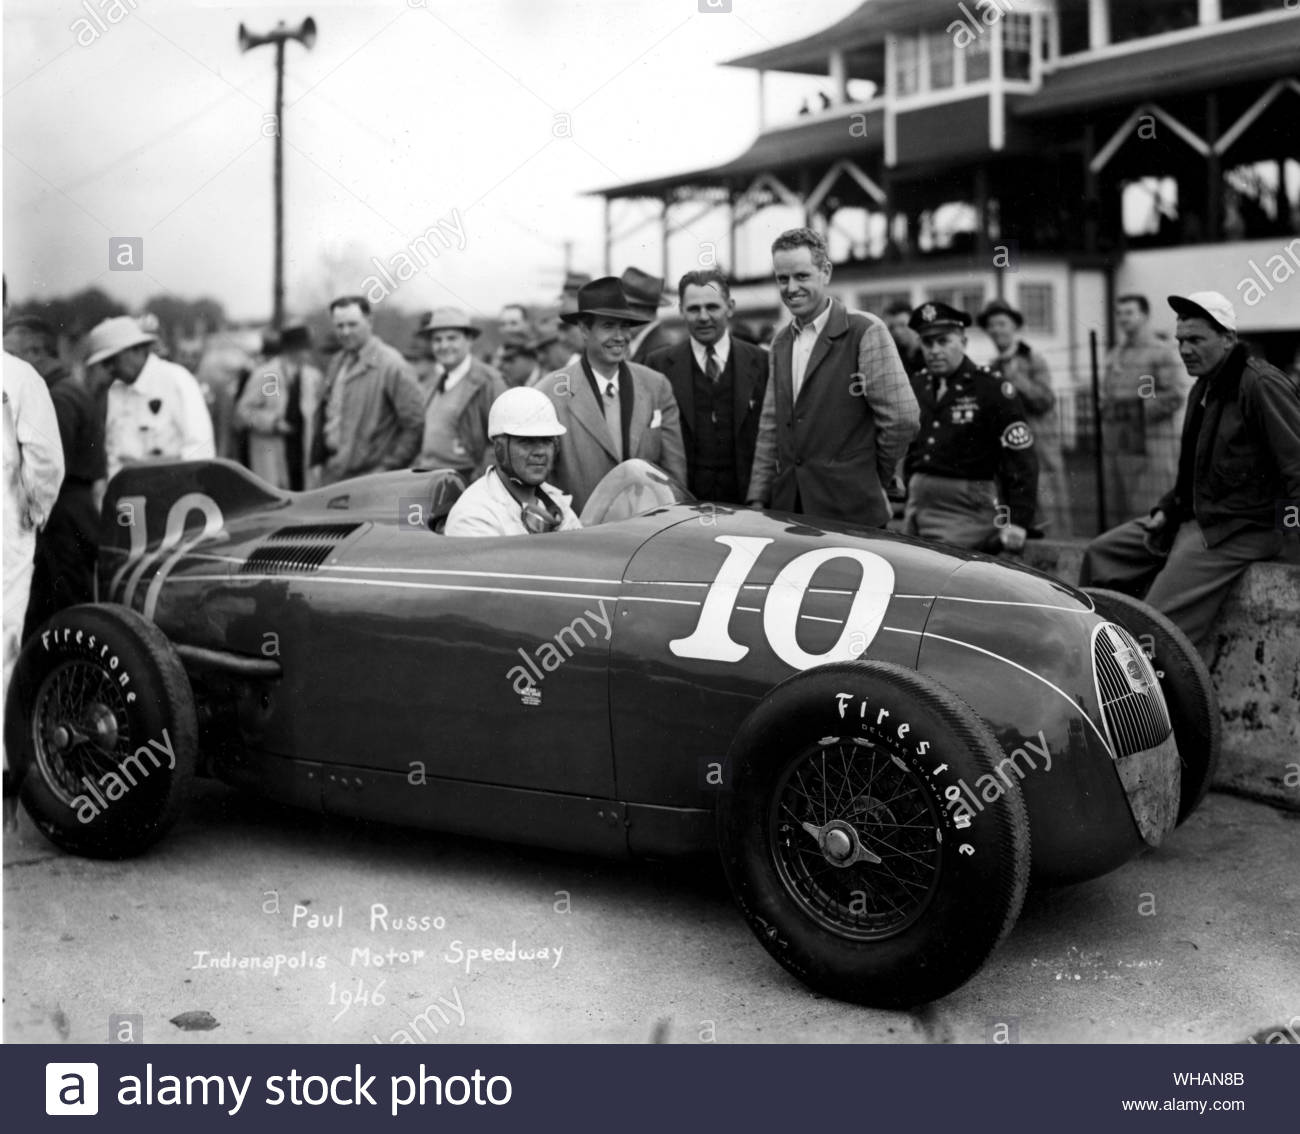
<box><xmin>4</xmin><ymin>783</ymin><xmax>1297</xmax><ymax>1044</ymax></box>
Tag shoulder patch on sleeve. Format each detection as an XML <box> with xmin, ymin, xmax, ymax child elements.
<box><xmin>1001</xmin><ymin>380</ymin><xmax>1016</xmax><ymax>398</ymax></box>
<box><xmin>1002</xmin><ymin>421</ymin><xmax>1034</xmax><ymax>450</ymax></box>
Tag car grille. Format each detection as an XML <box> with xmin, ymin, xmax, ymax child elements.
<box><xmin>240</xmin><ymin>523</ymin><xmax>361</xmax><ymax>575</ymax></box>
<box><xmin>1091</xmin><ymin>622</ymin><xmax>1172</xmax><ymax>758</ymax></box>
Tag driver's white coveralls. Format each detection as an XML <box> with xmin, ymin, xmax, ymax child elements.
<box><xmin>444</xmin><ymin>466</ymin><xmax>582</xmax><ymax>537</ymax></box>
<box><xmin>3</xmin><ymin>352</ymin><xmax>65</xmax><ymax>768</ymax></box>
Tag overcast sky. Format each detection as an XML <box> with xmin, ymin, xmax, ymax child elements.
<box><xmin>2</xmin><ymin>0</ymin><xmax>860</xmax><ymax>323</ymax></box>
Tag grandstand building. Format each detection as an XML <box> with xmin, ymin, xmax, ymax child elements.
<box><xmin>594</xmin><ymin>0</ymin><xmax>1299</xmax><ymax>375</ymax></box>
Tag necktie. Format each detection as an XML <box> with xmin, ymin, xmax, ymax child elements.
<box><xmin>605</xmin><ymin>380</ymin><xmax>617</xmax><ymax>400</ymax></box>
<box><xmin>705</xmin><ymin>346</ymin><xmax>720</xmax><ymax>385</ymax></box>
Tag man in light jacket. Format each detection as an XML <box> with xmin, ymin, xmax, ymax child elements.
<box><xmin>311</xmin><ymin>295</ymin><xmax>424</xmax><ymax>484</ymax></box>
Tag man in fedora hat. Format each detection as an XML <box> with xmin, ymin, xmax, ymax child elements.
<box><xmin>414</xmin><ymin>306</ymin><xmax>505</xmax><ymax>478</ymax></box>
<box><xmin>535</xmin><ymin>276</ymin><xmax>686</xmax><ymax>512</ymax></box>
<box><xmin>979</xmin><ymin>298</ymin><xmax>1070</xmax><ymax>535</ymax></box>
<box><xmin>85</xmin><ymin>314</ymin><xmax>215</xmax><ymax>481</ymax></box>
<box><xmin>311</xmin><ymin>295</ymin><xmax>424</xmax><ymax>484</ymax></box>
<box><xmin>234</xmin><ymin>321</ymin><xmax>322</xmax><ymax>491</ymax></box>
<box><xmin>747</xmin><ymin>227</ymin><xmax>919</xmax><ymax>528</ymax></box>
<box><xmin>622</xmin><ymin>266</ymin><xmax>686</xmax><ymax>365</ymax></box>
<box><xmin>1080</xmin><ymin>291</ymin><xmax>1300</xmax><ymax>656</ymax></box>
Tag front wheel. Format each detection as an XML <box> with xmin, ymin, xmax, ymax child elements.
<box><xmin>718</xmin><ymin>661</ymin><xmax>1031</xmax><ymax>1009</ymax></box>
<box><xmin>5</xmin><ymin>604</ymin><xmax>197</xmax><ymax>858</ymax></box>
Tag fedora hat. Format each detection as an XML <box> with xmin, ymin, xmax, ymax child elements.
<box><xmin>976</xmin><ymin>299</ymin><xmax>1024</xmax><ymax>329</ymax></box>
<box><xmin>619</xmin><ymin>266</ymin><xmax>669</xmax><ymax>316</ymax></box>
<box><xmin>85</xmin><ymin>315</ymin><xmax>157</xmax><ymax>366</ymax></box>
<box><xmin>559</xmin><ymin>277</ymin><xmax>652</xmax><ymax>326</ymax></box>
<box><xmin>417</xmin><ymin>306</ymin><xmax>481</xmax><ymax>338</ymax></box>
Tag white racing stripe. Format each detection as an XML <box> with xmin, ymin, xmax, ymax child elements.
<box><xmin>890</xmin><ymin>627</ymin><xmax>1114</xmax><ymax>756</ymax></box>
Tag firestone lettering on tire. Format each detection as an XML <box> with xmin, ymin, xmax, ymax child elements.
<box><xmin>836</xmin><ymin>692</ymin><xmax>977</xmax><ymax>857</ymax></box>
<box><xmin>40</xmin><ymin>628</ymin><xmax>135</xmax><ymax>703</ymax></box>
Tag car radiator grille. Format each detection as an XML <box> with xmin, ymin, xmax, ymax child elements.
<box><xmin>240</xmin><ymin>523</ymin><xmax>361</xmax><ymax>575</ymax></box>
<box><xmin>1091</xmin><ymin>622</ymin><xmax>1172</xmax><ymax>758</ymax></box>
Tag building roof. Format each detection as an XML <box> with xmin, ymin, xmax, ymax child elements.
<box><xmin>592</xmin><ymin>105</ymin><xmax>883</xmax><ymax>199</ymax></box>
<box><xmin>594</xmin><ymin>16</ymin><xmax>1300</xmax><ymax>200</ymax></box>
<box><xmin>723</xmin><ymin>0</ymin><xmax>950</xmax><ymax>75</ymax></box>
<box><xmin>1025</xmin><ymin>18</ymin><xmax>1300</xmax><ymax>116</ymax></box>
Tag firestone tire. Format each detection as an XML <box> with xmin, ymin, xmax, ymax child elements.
<box><xmin>1083</xmin><ymin>588</ymin><xmax>1220</xmax><ymax>825</ymax></box>
<box><xmin>717</xmin><ymin>660</ymin><xmax>1031</xmax><ymax>1009</ymax></box>
<box><xmin>5</xmin><ymin>604</ymin><xmax>197</xmax><ymax>858</ymax></box>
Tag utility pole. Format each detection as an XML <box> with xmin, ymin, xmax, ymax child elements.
<box><xmin>239</xmin><ymin>17</ymin><xmax>317</xmax><ymax>330</ymax></box>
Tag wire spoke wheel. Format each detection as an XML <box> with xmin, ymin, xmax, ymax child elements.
<box><xmin>771</xmin><ymin>739</ymin><xmax>941</xmax><ymax>939</ymax></box>
<box><xmin>719</xmin><ymin>660</ymin><xmax>1031</xmax><ymax>1008</ymax></box>
<box><xmin>6</xmin><ymin>604</ymin><xmax>197</xmax><ymax>858</ymax></box>
<box><xmin>33</xmin><ymin>660</ymin><xmax>133</xmax><ymax>807</ymax></box>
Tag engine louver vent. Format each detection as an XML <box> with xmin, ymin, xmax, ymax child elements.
<box><xmin>241</xmin><ymin>523</ymin><xmax>361</xmax><ymax>575</ymax></box>
<box><xmin>1092</xmin><ymin>622</ymin><xmax>1172</xmax><ymax>758</ymax></box>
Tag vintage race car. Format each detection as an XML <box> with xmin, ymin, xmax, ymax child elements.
<box><xmin>5</xmin><ymin>459</ymin><xmax>1219</xmax><ymax>1007</ymax></box>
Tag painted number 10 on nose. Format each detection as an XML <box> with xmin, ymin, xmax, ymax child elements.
<box><xmin>669</xmin><ymin>536</ymin><xmax>895</xmax><ymax>670</ymax></box>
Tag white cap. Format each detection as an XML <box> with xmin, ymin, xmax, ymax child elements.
<box><xmin>488</xmin><ymin>386</ymin><xmax>567</xmax><ymax>439</ymax></box>
<box><xmin>84</xmin><ymin>315</ymin><xmax>157</xmax><ymax>366</ymax></box>
<box><xmin>1168</xmin><ymin>291</ymin><xmax>1236</xmax><ymax>332</ymax></box>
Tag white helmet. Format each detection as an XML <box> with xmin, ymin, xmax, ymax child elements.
<box><xmin>488</xmin><ymin>386</ymin><xmax>567</xmax><ymax>439</ymax></box>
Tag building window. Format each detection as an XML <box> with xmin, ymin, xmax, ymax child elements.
<box><xmin>895</xmin><ymin>35</ymin><xmax>920</xmax><ymax>96</ymax></box>
<box><xmin>856</xmin><ymin>290</ymin><xmax>913</xmax><ymax>318</ymax></box>
<box><xmin>1017</xmin><ymin>283</ymin><xmax>1055</xmax><ymax>335</ymax></box>
<box><xmin>1111</xmin><ymin>0</ymin><xmax>1199</xmax><ymax>44</ymax></box>
<box><xmin>1003</xmin><ymin>14</ymin><xmax>1033</xmax><ymax>80</ymax></box>
<box><xmin>926</xmin><ymin>285</ymin><xmax>985</xmax><ymax>316</ymax></box>
<box><xmin>1223</xmin><ymin>0</ymin><xmax>1281</xmax><ymax>17</ymax></box>
<box><xmin>928</xmin><ymin>32</ymin><xmax>955</xmax><ymax>90</ymax></box>
<box><xmin>966</xmin><ymin>32</ymin><xmax>992</xmax><ymax>82</ymax></box>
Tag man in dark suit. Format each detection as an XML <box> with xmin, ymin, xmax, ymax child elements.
<box><xmin>645</xmin><ymin>269</ymin><xmax>767</xmax><ymax>505</ymax></box>
<box><xmin>747</xmin><ymin>227</ymin><xmax>920</xmax><ymax>526</ymax></box>
<box><xmin>535</xmin><ymin>277</ymin><xmax>687</xmax><ymax>513</ymax></box>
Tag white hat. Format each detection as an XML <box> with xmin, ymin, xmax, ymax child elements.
<box><xmin>85</xmin><ymin>315</ymin><xmax>157</xmax><ymax>366</ymax></box>
<box><xmin>1168</xmin><ymin>292</ymin><xmax>1237</xmax><ymax>332</ymax></box>
<box><xmin>488</xmin><ymin>386</ymin><xmax>567</xmax><ymax>439</ymax></box>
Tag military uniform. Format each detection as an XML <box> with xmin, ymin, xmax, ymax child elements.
<box><xmin>902</xmin><ymin>303</ymin><xmax>1039</xmax><ymax>549</ymax></box>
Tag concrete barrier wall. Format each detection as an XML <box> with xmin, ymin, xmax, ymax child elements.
<box><xmin>1023</xmin><ymin>541</ymin><xmax>1300</xmax><ymax>812</ymax></box>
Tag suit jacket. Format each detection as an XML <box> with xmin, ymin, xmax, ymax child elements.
<box><xmin>535</xmin><ymin>358</ymin><xmax>687</xmax><ymax>512</ymax></box>
<box><xmin>645</xmin><ymin>337</ymin><xmax>768</xmax><ymax>502</ymax></box>
<box><xmin>747</xmin><ymin>298</ymin><xmax>919</xmax><ymax>527</ymax></box>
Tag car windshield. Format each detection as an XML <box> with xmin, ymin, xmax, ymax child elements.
<box><xmin>579</xmin><ymin>459</ymin><xmax>694</xmax><ymax>526</ymax></box>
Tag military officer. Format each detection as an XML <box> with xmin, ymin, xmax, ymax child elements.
<box><xmin>903</xmin><ymin>302</ymin><xmax>1039</xmax><ymax>551</ymax></box>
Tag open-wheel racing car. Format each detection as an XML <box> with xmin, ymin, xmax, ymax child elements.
<box><xmin>6</xmin><ymin>458</ymin><xmax>1220</xmax><ymax>1007</ymax></box>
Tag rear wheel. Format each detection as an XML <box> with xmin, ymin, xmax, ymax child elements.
<box><xmin>718</xmin><ymin>661</ymin><xmax>1031</xmax><ymax>1009</ymax></box>
<box><xmin>5</xmin><ymin>605</ymin><xmax>197</xmax><ymax>858</ymax></box>
<box><xmin>1083</xmin><ymin>587</ymin><xmax>1219</xmax><ymax>824</ymax></box>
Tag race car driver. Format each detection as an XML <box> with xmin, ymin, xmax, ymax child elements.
<box><xmin>444</xmin><ymin>387</ymin><xmax>582</xmax><ymax>537</ymax></box>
